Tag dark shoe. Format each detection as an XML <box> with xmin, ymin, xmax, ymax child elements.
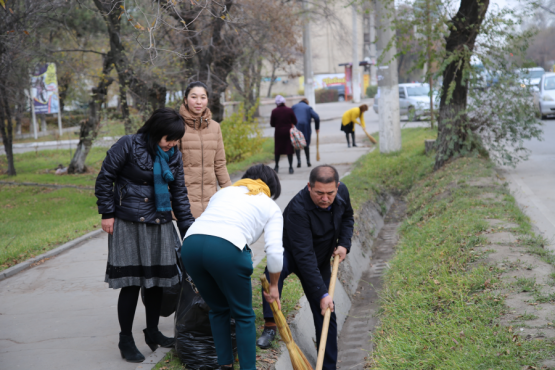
<box><xmin>256</xmin><ymin>327</ymin><xmax>277</xmax><ymax>349</ymax></box>
<box><xmin>352</xmin><ymin>144</ymin><xmax>358</xmax><ymax>147</ymax></box>
<box><xmin>119</xmin><ymin>333</ymin><xmax>145</xmax><ymax>363</ymax></box>
<box><xmin>307</xmin><ymin>161</ymin><xmax>312</xmax><ymax>167</ymax></box>
<box><xmin>274</xmin><ymin>166</ymin><xmax>279</xmax><ymax>173</ymax></box>
<box><xmin>143</xmin><ymin>328</ymin><xmax>175</xmax><ymax>351</ymax></box>
<box><xmin>297</xmin><ymin>162</ymin><xmax>301</xmax><ymax>168</ymax></box>
<box><xmin>289</xmin><ymin>167</ymin><xmax>294</xmax><ymax>174</ymax></box>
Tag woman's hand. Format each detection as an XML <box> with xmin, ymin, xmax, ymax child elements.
<box><xmin>263</xmin><ymin>285</ymin><xmax>281</xmax><ymax>310</ymax></box>
<box><xmin>102</xmin><ymin>218</ymin><xmax>115</xmax><ymax>235</ymax></box>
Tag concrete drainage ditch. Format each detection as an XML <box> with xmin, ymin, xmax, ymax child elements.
<box><xmin>273</xmin><ymin>196</ymin><xmax>406</xmax><ymax>370</ymax></box>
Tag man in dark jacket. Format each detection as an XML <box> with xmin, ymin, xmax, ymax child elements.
<box><xmin>257</xmin><ymin>165</ymin><xmax>354</xmax><ymax>370</ymax></box>
<box><xmin>292</xmin><ymin>98</ymin><xmax>320</xmax><ymax>168</ymax></box>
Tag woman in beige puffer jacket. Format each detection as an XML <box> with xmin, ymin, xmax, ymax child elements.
<box><xmin>178</xmin><ymin>82</ymin><xmax>231</xmax><ymax>219</ymax></box>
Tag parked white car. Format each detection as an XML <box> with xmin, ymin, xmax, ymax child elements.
<box><xmin>518</xmin><ymin>67</ymin><xmax>545</xmax><ymax>88</ymax></box>
<box><xmin>537</xmin><ymin>72</ymin><xmax>555</xmax><ymax>119</ymax></box>
<box><xmin>373</xmin><ymin>83</ymin><xmax>439</xmax><ymax>120</ymax></box>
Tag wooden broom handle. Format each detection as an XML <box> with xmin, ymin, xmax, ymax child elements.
<box><xmin>315</xmin><ymin>256</ymin><xmax>340</xmax><ymax>370</ymax></box>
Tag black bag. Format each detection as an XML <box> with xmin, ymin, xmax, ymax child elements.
<box><xmin>340</xmin><ymin>121</ymin><xmax>354</xmax><ymax>133</ymax></box>
<box><xmin>175</xmin><ymin>270</ymin><xmax>237</xmax><ymax>370</ymax></box>
<box><xmin>141</xmin><ymin>249</ymin><xmax>182</xmax><ymax>317</ymax></box>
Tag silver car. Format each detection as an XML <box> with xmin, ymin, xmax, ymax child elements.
<box><xmin>373</xmin><ymin>83</ymin><xmax>439</xmax><ymax>120</ymax></box>
<box><xmin>538</xmin><ymin>72</ymin><xmax>555</xmax><ymax>119</ymax></box>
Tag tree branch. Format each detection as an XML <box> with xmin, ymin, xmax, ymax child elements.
<box><xmin>539</xmin><ymin>5</ymin><xmax>555</xmax><ymax>15</ymax></box>
<box><xmin>50</xmin><ymin>49</ymin><xmax>107</xmax><ymax>56</ymax></box>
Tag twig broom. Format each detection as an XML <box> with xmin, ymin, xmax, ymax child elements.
<box><xmin>260</xmin><ymin>276</ymin><xmax>313</xmax><ymax>370</ymax></box>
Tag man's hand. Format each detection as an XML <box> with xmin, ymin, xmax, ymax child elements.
<box><xmin>320</xmin><ymin>295</ymin><xmax>334</xmax><ymax>316</ymax></box>
<box><xmin>102</xmin><ymin>218</ymin><xmax>115</xmax><ymax>235</ymax></box>
<box><xmin>263</xmin><ymin>285</ymin><xmax>281</xmax><ymax>310</ymax></box>
<box><xmin>333</xmin><ymin>246</ymin><xmax>347</xmax><ymax>263</ymax></box>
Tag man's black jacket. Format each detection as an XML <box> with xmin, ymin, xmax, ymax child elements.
<box><xmin>282</xmin><ymin>183</ymin><xmax>354</xmax><ymax>302</ymax></box>
<box><xmin>95</xmin><ymin>134</ymin><xmax>195</xmax><ymax>236</ymax></box>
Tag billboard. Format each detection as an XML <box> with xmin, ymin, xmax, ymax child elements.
<box><xmin>31</xmin><ymin>63</ymin><xmax>60</xmax><ymax>114</ymax></box>
<box><xmin>299</xmin><ymin>73</ymin><xmax>346</xmax><ymax>90</ymax></box>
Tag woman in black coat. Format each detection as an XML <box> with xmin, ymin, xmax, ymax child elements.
<box><xmin>95</xmin><ymin>108</ymin><xmax>195</xmax><ymax>363</ymax></box>
<box><xmin>270</xmin><ymin>95</ymin><xmax>297</xmax><ymax>174</ymax></box>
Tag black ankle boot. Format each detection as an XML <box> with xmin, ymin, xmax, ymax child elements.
<box><xmin>144</xmin><ymin>328</ymin><xmax>175</xmax><ymax>351</ymax></box>
<box><xmin>119</xmin><ymin>333</ymin><xmax>145</xmax><ymax>363</ymax></box>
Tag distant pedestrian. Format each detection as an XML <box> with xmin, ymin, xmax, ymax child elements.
<box><xmin>95</xmin><ymin>108</ymin><xmax>195</xmax><ymax>363</ymax></box>
<box><xmin>178</xmin><ymin>81</ymin><xmax>232</xmax><ymax>219</ymax></box>
<box><xmin>270</xmin><ymin>95</ymin><xmax>297</xmax><ymax>174</ymax></box>
<box><xmin>182</xmin><ymin>164</ymin><xmax>283</xmax><ymax>370</ymax></box>
<box><xmin>340</xmin><ymin>104</ymin><xmax>368</xmax><ymax>148</ymax></box>
<box><xmin>292</xmin><ymin>98</ymin><xmax>320</xmax><ymax>168</ymax></box>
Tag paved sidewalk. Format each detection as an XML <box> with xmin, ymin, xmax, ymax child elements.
<box><xmin>0</xmin><ymin>104</ymin><xmax>375</xmax><ymax>370</ymax></box>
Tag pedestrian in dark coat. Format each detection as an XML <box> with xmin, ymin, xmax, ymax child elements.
<box><xmin>270</xmin><ymin>95</ymin><xmax>297</xmax><ymax>174</ymax></box>
<box><xmin>256</xmin><ymin>165</ymin><xmax>354</xmax><ymax>370</ymax></box>
<box><xmin>292</xmin><ymin>98</ymin><xmax>320</xmax><ymax>168</ymax></box>
<box><xmin>95</xmin><ymin>108</ymin><xmax>195</xmax><ymax>364</ymax></box>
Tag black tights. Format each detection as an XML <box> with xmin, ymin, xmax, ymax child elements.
<box><xmin>295</xmin><ymin>147</ymin><xmax>310</xmax><ymax>164</ymax></box>
<box><xmin>275</xmin><ymin>153</ymin><xmax>293</xmax><ymax>169</ymax></box>
<box><xmin>118</xmin><ymin>286</ymin><xmax>163</xmax><ymax>335</ymax></box>
<box><xmin>345</xmin><ymin>132</ymin><xmax>356</xmax><ymax>147</ymax></box>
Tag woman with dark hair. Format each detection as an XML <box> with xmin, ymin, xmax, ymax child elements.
<box><xmin>340</xmin><ymin>104</ymin><xmax>368</xmax><ymax>147</ymax></box>
<box><xmin>181</xmin><ymin>164</ymin><xmax>283</xmax><ymax>370</ymax></box>
<box><xmin>178</xmin><ymin>81</ymin><xmax>232</xmax><ymax>218</ymax></box>
<box><xmin>270</xmin><ymin>95</ymin><xmax>297</xmax><ymax>174</ymax></box>
<box><xmin>95</xmin><ymin>108</ymin><xmax>195</xmax><ymax>363</ymax></box>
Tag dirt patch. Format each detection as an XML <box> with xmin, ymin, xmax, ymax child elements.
<box><xmin>466</xmin><ymin>177</ymin><xmax>502</xmax><ymax>188</ymax></box>
<box><xmin>485</xmin><ymin>219</ymin><xmax>520</xmax><ymax>229</ymax></box>
<box><xmin>479</xmin><ymin>193</ymin><xmax>506</xmax><ymax>202</ymax></box>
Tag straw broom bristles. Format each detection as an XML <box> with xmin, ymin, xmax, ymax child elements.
<box><xmin>260</xmin><ymin>275</ymin><xmax>313</xmax><ymax>370</ymax></box>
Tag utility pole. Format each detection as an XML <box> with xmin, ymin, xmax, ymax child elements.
<box><xmin>302</xmin><ymin>0</ymin><xmax>316</xmax><ymax>106</ymax></box>
<box><xmin>352</xmin><ymin>5</ymin><xmax>361</xmax><ymax>103</ymax></box>
<box><xmin>374</xmin><ymin>0</ymin><xmax>401</xmax><ymax>153</ymax></box>
<box><xmin>369</xmin><ymin>9</ymin><xmax>378</xmax><ymax>86</ymax></box>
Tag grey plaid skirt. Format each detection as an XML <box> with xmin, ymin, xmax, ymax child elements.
<box><xmin>105</xmin><ymin>218</ymin><xmax>180</xmax><ymax>289</ymax></box>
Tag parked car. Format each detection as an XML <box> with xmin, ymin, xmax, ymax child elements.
<box><xmin>518</xmin><ymin>67</ymin><xmax>545</xmax><ymax>88</ymax></box>
<box><xmin>373</xmin><ymin>83</ymin><xmax>439</xmax><ymax>120</ymax></box>
<box><xmin>325</xmin><ymin>85</ymin><xmax>346</xmax><ymax>101</ymax></box>
<box><xmin>537</xmin><ymin>72</ymin><xmax>555</xmax><ymax>119</ymax></box>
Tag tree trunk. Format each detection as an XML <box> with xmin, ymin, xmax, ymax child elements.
<box><xmin>0</xmin><ymin>86</ymin><xmax>16</xmax><ymax>176</ymax></box>
<box><xmin>267</xmin><ymin>62</ymin><xmax>278</xmax><ymax>98</ymax></box>
<box><xmin>68</xmin><ymin>82</ymin><xmax>111</xmax><ymax>174</ymax></box>
<box><xmin>434</xmin><ymin>0</ymin><xmax>489</xmax><ymax>170</ymax></box>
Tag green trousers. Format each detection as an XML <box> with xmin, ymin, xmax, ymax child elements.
<box><xmin>181</xmin><ymin>234</ymin><xmax>255</xmax><ymax>370</ymax></box>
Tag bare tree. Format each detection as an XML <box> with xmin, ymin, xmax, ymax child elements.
<box><xmin>0</xmin><ymin>0</ymin><xmax>65</xmax><ymax>176</ymax></box>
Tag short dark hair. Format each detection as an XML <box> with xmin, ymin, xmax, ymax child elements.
<box><xmin>137</xmin><ymin>108</ymin><xmax>185</xmax><ymax>158</ymax></box>
<box><xmin>242</xmin><ymin>164</ymin><xmax>281</xmax><ymax>200</ymax></box>
<box><xmin>184</xmin><ymin>81</ymin><xmax>209</xmax><ymax>101</ymax></box>
<box><xmin>309</xmin><ymin>165</ymin><xmax>339</xmax><ymax>187</ymax></box>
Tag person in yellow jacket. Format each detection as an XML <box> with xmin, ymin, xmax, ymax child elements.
<box><xmin>340</xmin><ymin>104</ymin><xmax>368</xmax><ymax>147</ymax></box>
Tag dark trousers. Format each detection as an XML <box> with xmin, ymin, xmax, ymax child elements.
<box><xmin>295</xmin><ymin>147</ymin><xmax>311</xmax><ymax>165</ymax></box>
<box><xmin>275</xmin><ymin>153</ymin><xmax>293</xmax><ymax>168</ymax></box>
<box><xmin>182</xmin><ymin>234</ymin><xmax>256</xmax><ymax>370</ymax></box>
<box><xmin>118</xmin><ymin>286</ymin><xmax>163</xmax><ymax>335</ymax></box>
<box><xmin>262</xmin><ymin>250</ymin><xmax>338</xmax><ymax>370</ymax></box>
<box><xmin>345</xmin><ymin>132</ymin><xmax>355</xmax><ymax>147</ymax></box>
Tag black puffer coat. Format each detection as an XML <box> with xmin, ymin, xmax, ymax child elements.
<box><xmin>95</xmin><ymin>134</ymin><xmax>195</xmax><ymax>235</ymax></box>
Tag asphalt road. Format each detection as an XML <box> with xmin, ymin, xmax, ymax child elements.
<box><xmin>501</xmin><ymin>116</ymin><xmax>555</xmax><ymax>249</ymax></box>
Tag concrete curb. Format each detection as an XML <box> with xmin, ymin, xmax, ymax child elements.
<box><xmin>0</xmin><ymin>229</ymin><xmax>103</xmax><ymax>281</ymax></box>
<box><xmin>135</xmin><ymin>347</ymin><xmax>172</xmax><ymax>370</ymax></box>
<box><xmin>0</xmin><ymin>181</ymin><xmax>94</xmax><ymax>190</ymax></box>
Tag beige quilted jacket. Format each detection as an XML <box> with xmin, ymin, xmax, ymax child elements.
<box><xmin>178</xmin><ymin>104</ymin><xmax>231</xmax><ymax>218</ymax></box>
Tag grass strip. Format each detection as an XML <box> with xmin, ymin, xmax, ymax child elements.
<box><xmin>0</xmin><ymin>185</ymin><xmax>99</xmax><ymax>270</ymax></box>
<box><xmin>367</xmin><ymin>157</ymin><xmax>554</xmax><ymax>368</ymax></box>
